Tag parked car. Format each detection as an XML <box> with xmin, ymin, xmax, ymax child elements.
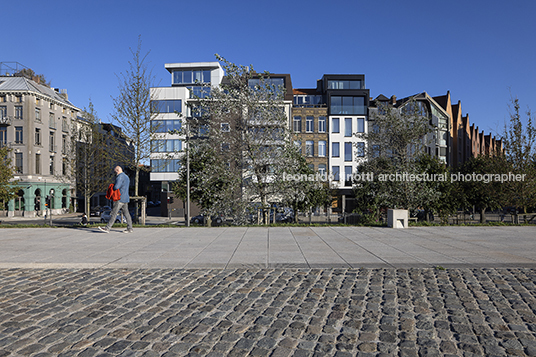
<box><xmin>100</xmin><ymin>210</ymin><xmax>127</xmax><ymax>223</ymax></box>
<box><xmin>190</xmin><ymin>214</ymin><xmax>223</xmax><ymax>225</ymax></box>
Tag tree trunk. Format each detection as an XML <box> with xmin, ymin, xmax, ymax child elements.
<box><xmin>480</xmin><ymin>206</ymin><xmax>487</xmax><ymax>223</ymax></box>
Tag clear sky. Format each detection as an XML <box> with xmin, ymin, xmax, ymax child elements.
<box><xmin>2</xmin><ymin>0</ymin><xmax>535</xmax><ymax>136</ymax></box>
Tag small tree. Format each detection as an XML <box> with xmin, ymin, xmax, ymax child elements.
<box><xmin>0</xmin><ymin>146</ymin><xmax>19</xmax><ymax>206</ymax></box>
<box><xmin>355</xmin><ymin>99</ymin><xmax>436</xmax><ymax>211</ymax></box>
<box><xmin>110</xmin><ymin>36</ymin><xmax>156</xmax><ymax>196</ymax></box>
<box><xmin>503</xmin><ymin>96</ymin><xmax>536</xmax><ymax>214</ymax></box>
<box><xmin>458</xmin><ymin>155</ymin><xmax>510</xmax><ymax>223</ymax></box>
<box><xmin>69</xmin><ymin>100</ymin><xmax>114</xmax><ymax>215</ymax></box>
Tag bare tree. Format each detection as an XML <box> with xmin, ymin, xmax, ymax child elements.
<box><xmin>110</xmin><ymin>36</ymin><xmax>157</xmax><ymax>196</ymax></box>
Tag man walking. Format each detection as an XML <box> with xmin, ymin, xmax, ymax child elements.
<box><xmin>98</xmin><ymin>166</ymin><xmax>133</xmax><ymax>233</ymax></box>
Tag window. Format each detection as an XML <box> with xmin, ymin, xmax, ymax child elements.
<box><xmin>49</xmin><ymin>132</ymin><xmax>55</xmax><ymax>152</ymax></box>
<box><xmin>344</xmin><ymin>142</ymin><xmax>352</xmax><ymax>161</ymax></box>
<box><xmin>0</xmin><ymin>127</ymin><xmax>6</xmax><ymax>146</ymax></box>
<box><xmin>15</xmin><ymin>127</ymin><xmax>23</xmax><ymax>144</ymax></box>
<box><xmin>150</xmin><ymin>159</ymin><xmax>181</xmax><ymax>173</ymax></box>
<box><xmin>15</xmin><ymin>95</ymin><xmax>22</xmax><ymax>103</ymax></box>
<box><xmin>294</xmin><ymin>95</ymin><xmax>322</xmax><ymax>106</ymax></box>
<box><xmin>15</xmin><ymin>153</ymin><xmax>23</xmax><ymax>174</ymax></box>
<box><xmin>306</xmin><ymin>116</ymin><xmax>314</xmax><ymax>133</ymax></box>
<box><xmin>294</xmin><ymin>140</ymin><xmax>301</xmax><ymax>154</ymax></box>
<box><xmin>35</xmin><ymin>128</ymin><xmax>41</xmax><ymax>146</ymax></box>
<box><xmin>356</xmin><ymin>142</ymin><xmax>365</xmax><ymax>157</ymax></box>
<box><xmin>188</xmin><ymin>86</ymin><xmax>211</xmax><ymax>98</ymax></box>
<box><xmin>305</xmin><ymin>140</ymin><xmax>314</xmax><ymax>156</ymax></box>
<box><xmin>318</xmin><ymin>141</ymin><xmax>326</xmax><ymax>157</ymax></box>
<box><xmin>332</xmin><ymin>118</ymin><xmax>339</xmax><ymax>133</ymax></box>
<box><xmin>318</xmin><ymin>164</ymin><xmax>326</xmax><ymax>175</ymax></box>
<box><xmin>151</xmin><ymin>100</ymin><xmax>182</xmax><ymax>113</ymax></box>
<box><xmin>49</xmin><ymin>113</ymin><xmax>55</xmax><ymax>129</ymax></box>
<box><xmin>36</xmin><ymin>154</ymin><xmax>41</xmax><ymax>174</ymax></box>
<box><xmin>0</xmin><ymin>106</ymin><xmax>6</xmax><ymax>118</ymax></box>
<box><xmin>332</xmin><ymin>142</ymin><xmax>340</xmax><ymax>157</ymax></box>
<box><xmin>151</xmin><ymin>139</ymin><xmax>182</xmax><ymax>152</ymax></box>
<box><xmin>327</xmin><ymin>80</ymin><xmax>362</xmax><ymax>89</ymax></box>
<box><xmin>357</xmin><ymin>118</ymin><xmax>365</xmax><ymax>133</ymax></box>
<box><xmin>318</xmin><ymin>116</ymin><xmax>326</xmax><ymax>133</ymax></box>
<box><xmin>0</xmin><ymin>95</ymin><xmax>5</xmax><ymax>102</ymax></box>
<box><xmin>173</xmin><ymin>70</ymin><xmax>211</xmax><ymax>85</ymax></box>
<box><xmin>35</xmin><ymin>108</ymin><xmax>41</xmax><ymax>122</ymax></box>
<box><xmin>49</xmin><ymin>156</ymin><xmax>54</xmax><ymax>175</ymax></box>
<box><xmin>345</xmin><ymin>118</ymin><xmax>352</xmax><ymax>137</ymax></box>
<box><xmin>293</xmin><ymin>116</ymin><xmax>301</xmax><ymax>133</ymax></box>
<box><xmin>248</xmin><ymin>78</ymin><xmax>285</xmax><ymax>93</ymax></box>
<box><xmin>151</xmin><ymin>120</ymin><xmax>182</xmax><ymax>133</ymax></box>
<box><xmin>15</xmin><ymin>106</ymin><xmax>23</xmax><ymax>120</ymax></box>
<box><xmin>221</xmin><ymin>123</ymin><xmax>230</xmax><ymax>132</ymax></box>
<box><xmin>332</xmin><ymin>166</ymin><xmax>340</xmax><ymax>181</ymax></box>
<box><xmin>62</xmin><ymin>158</ymin><xmax>67</xmax><ymax>176</ymax></box>
<box><xmin>344</xmin><ymin>166</ymin><xmax>352</xmax><ymax>186</ymax></box>
<box><xmin>62</xmin><ymin>117</ymin><xmax>69</xmax><ymax>132</ymax></box>
<box><xmin>331</xmin><ymin>96</ymin><xmax>366</xmax><ymax>115</ymax></box>
<box><xmin>62</xmin><ymin>135</ymin><xmax>67</xmax><ymax>154</ymax></box>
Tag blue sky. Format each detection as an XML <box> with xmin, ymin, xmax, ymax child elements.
<box><xmin>3</xmin><ymin>0</ymin><xmax>535</xmax><ymax>136</ymax></box>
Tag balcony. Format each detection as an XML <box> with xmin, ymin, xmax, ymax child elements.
<box><xmin>0</xmin><ymin>116</ymin><xmax>12</xmax><ymax>126</ymax></box>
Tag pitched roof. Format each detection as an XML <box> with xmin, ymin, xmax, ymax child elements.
<box><xmin>0</xmin><ymin>76</ymin><xmax>77</xmax><ymax>108</ymax></box>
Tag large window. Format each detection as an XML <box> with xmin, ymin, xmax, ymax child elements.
<box><xmin>15</xmin><ymin>127</ymin><xmax>23</xmax><ymax>144</ymax></box>
<box><xmin>344</xmin><ymin>118</ymin><xmax>352</xmax><ymax>137</ymax></box>
<box><xmin>305</xmin><ymin>140</ymin><xmax>314</xmax><ymax>157</ymax></box>
<box><xmin>318</xmin><ymin>116</ymin><xmax>326</xmax><ymax>133</ymax></box>
<box><xmin>332</xmin><ymin>166</ymin><xmax>340</xmax><ymax>181</ymax></box>
<box><xmin>49</xmin><ymin>156</ymin><xmax>54</xmax><ymax>175</ymax></box>
<box><xmin>332</xmin><ymin>118</ymin><xmax>339</xmax><ymax>133</ymax></box>
<box><xmin>332</xmin><ymin>142</ymin><xmax>340</xmax><ymax>157</ymax></box>
<box><xmin>318</xmin><ymin>141</ymin><xmax>326</xmax><ymax>157</ymax></box>
<box><xmin>344</xmin><ymin>142</ymin><xmax>352</xmax><ymax>162</ymax></box>
<box><xmin>294</xmin><ymin>95</ymin><xmax>322</xmax><ymax>106</ymax></box>
<box><xmin>0</xmin><ymin>106</ymin><xmax>6</xmax><ymax>118</ymax></box>
<box><xmin>35</xmin><ymin>108</ymin><xmax>41</xmax><ymax>122</ymax></box>
<box><xmin>35</xmin><ymin>128</ymin><xmax>41</xmax><ymax>146</ymax></box>
<box><xmin>151</xmin><ymin>120</ymin><xmax>182</xmax><ymax>133</ymax></box>
<box><xmin>357</xmin><ymin>118</ymin><xmax>365</xmax><ymax>133</ymax></box>
<box><xmin>151</xmin><ymin>139</ymin><xmax>182</xmax><ymax>152</ymax></box>
<box><xmin>188</xmin><ymin>86</ymin><xmax>211</xmax><ymax>98</ymax></box>
<box><xmin>15</xmin><ymin>106</ymin><xmax>23</xmax><ymax>120</ymax></box>
<box><xmin>344</xmin><ymin>166</ymin><xmax>352</xmax><ymax>187</ymax></box>
<box><xmin>327</xmin><ymin>80</ymin><xmax>362</xmax><ymax>89</ymax></box>
<box><xmin>306</xmin><ymin>116</ymin><xmax>314</xmax><ymax>133</ymax></box>
<box><xmin>0</xmin><ymin>127</ymin><xmax>6</xmax><ymax>146</ymax></box>
<box><xmin>151</xmin><ymin>159</ymin><xmax>181</xmax><ymax>173</ymax></box>
<box><xmin>331</xmin><ymin>96</ymin><xmax>366</xmax><ymax>115</ymax></box>
<box><xmin>173</xmin><ymin>70</ymin><xmax>211</xmax><ymax>85</ymax></box>
<box><xmin>49</xmin><ymin>132</ymin><xmax>55</xmax><ymax>152</ymax></box>
<box><xmin>248</xmin><ymin>78</ymin><xmax>284</xmax><ymax>89</ymax></box>
<box><xmin>293</xmin><ymin>116</ymin><xmax>301</xmax><ymax>133</ymax></box>
<box><xmin>356</xmin><ymin>142</ymin><xmax>365</xmax><ymax>157</ymax></box>
<box><xmin>15</xmin><ymin>153</ymin><xmax>23</xmax><ymax>173</ymax></box>
<box><xmin>35</xmin><ymin>154</ymin><xmax>41</xmax><ymax>174</ymax></box>
<box><xmin>151</xmin><ymin>100</ymin><xmax>182</xmax><ymax>113</ymax></box>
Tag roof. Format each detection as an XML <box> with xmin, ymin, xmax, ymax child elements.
<box><xmin>0</xmin><ymin>76</ymin><xmax>77</xmax><ymax>108</ymax></box>
<box><xmin>293</xmin><ymin>88</ymin><xmax>319</xmax><ymax>95</ymax></box>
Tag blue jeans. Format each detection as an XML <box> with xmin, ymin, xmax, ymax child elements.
<box><xmin>105</xmin><ymin>201</ymin><xmax>133</xmax><ymax>230</ymax></box>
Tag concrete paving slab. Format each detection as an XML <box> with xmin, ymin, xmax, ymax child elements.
<box><xmin>0</xmin><ymin>226</ymin><xmax>535</xmax><ymax>268</ymax></box>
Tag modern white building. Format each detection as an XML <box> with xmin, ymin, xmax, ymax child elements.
<box><xmin>150</xmin><ymin>62</ymin><xmax>224</xmax><ymax>184</ymax></box>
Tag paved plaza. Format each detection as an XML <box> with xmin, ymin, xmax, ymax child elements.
<box><xmin>0</xmin><ymin>226</ymin><xmax>535</xmax><ymax>356</ymax></box>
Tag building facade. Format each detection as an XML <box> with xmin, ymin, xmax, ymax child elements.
<box><xmin>0</xmin><ymin>74</ymin><xmax>80</xmax><ymax>217</ymax></box>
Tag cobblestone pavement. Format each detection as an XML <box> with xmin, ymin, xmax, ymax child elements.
<box><xmin>0</xmin><ymin>268</ymin><xmax>535</xmax><ymax>357</ymax></box>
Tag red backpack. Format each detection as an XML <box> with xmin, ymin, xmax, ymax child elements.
<box><xmin>105</xmin><ymin>184</ymin><xmax>121</xmax><ymax>201</ymax></box>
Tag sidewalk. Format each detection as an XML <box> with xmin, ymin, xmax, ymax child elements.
<box><xmin>0</xmin><ymin>225</ymin><xmax>534</xmax><ymax>269</ymax></box>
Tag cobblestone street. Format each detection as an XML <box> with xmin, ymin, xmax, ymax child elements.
<box><xmin>1</xmin><ymin>267</ymin><xmax>535</xmax><ymax>357</ymax></box>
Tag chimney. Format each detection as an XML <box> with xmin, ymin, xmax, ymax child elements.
<box><xmin>59</xmin><ymin>89</ymin><xmax>68</xmax><ymax>100</ymax></box>
<box><xmin>32</xmin><ymin>76</ymin><xmax>40</xmax><ymax>84</ymax></box>
<box><xmin>390</xmin><ymin>95</ymin><xmax>397</xmax><ymax>105</ymax></box>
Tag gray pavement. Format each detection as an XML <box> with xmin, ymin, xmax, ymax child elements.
<box><xmin>0</xmin><ymin>226</ymin><xmax>535</xmax><ymax>357</ymax></box>
<box><xmin>0</xmin><ymin>226</ymin><xmax>535</xmax><ymax>269</ymax></box>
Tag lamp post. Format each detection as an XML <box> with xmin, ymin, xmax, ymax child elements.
<box><xmin>49</xmin><ymin>188</ymin><xmax>54</xmax><ymax>226</ymax></box>
<box><xmin>186</xmin><ymin>120</ymin><xmax>190</xmax><ymax>227</ymax></box>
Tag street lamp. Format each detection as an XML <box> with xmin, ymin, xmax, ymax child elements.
<box><xmin>49</xmin><ymin>188</ymin><xmax>54</xmax><ymax>225</ymax></box>
<box><xmin>186</xmin><ymin>120</ymin><xmax>190</xmax><ymax>227</ymax></box>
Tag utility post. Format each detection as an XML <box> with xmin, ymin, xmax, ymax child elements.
<box><xmin>186</xmin><ymin>120</ymin><xmax>190</xmax><ymax>227</ymax></box>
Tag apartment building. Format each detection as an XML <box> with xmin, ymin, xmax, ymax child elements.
<box><xmin>0</xmin><ymin>72</ymin><xmax>80</xmax><ymax>217</ymax></box>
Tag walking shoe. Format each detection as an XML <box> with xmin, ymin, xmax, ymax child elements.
<box><xmin>98</xmin><ymin>226</ymin><xmax>110</xmax><ymax>233</ymax></box>
<box><xmin>122</xmin><ymin>229</ymin><xmax>133</xmax><ymax>234</ymax></box>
